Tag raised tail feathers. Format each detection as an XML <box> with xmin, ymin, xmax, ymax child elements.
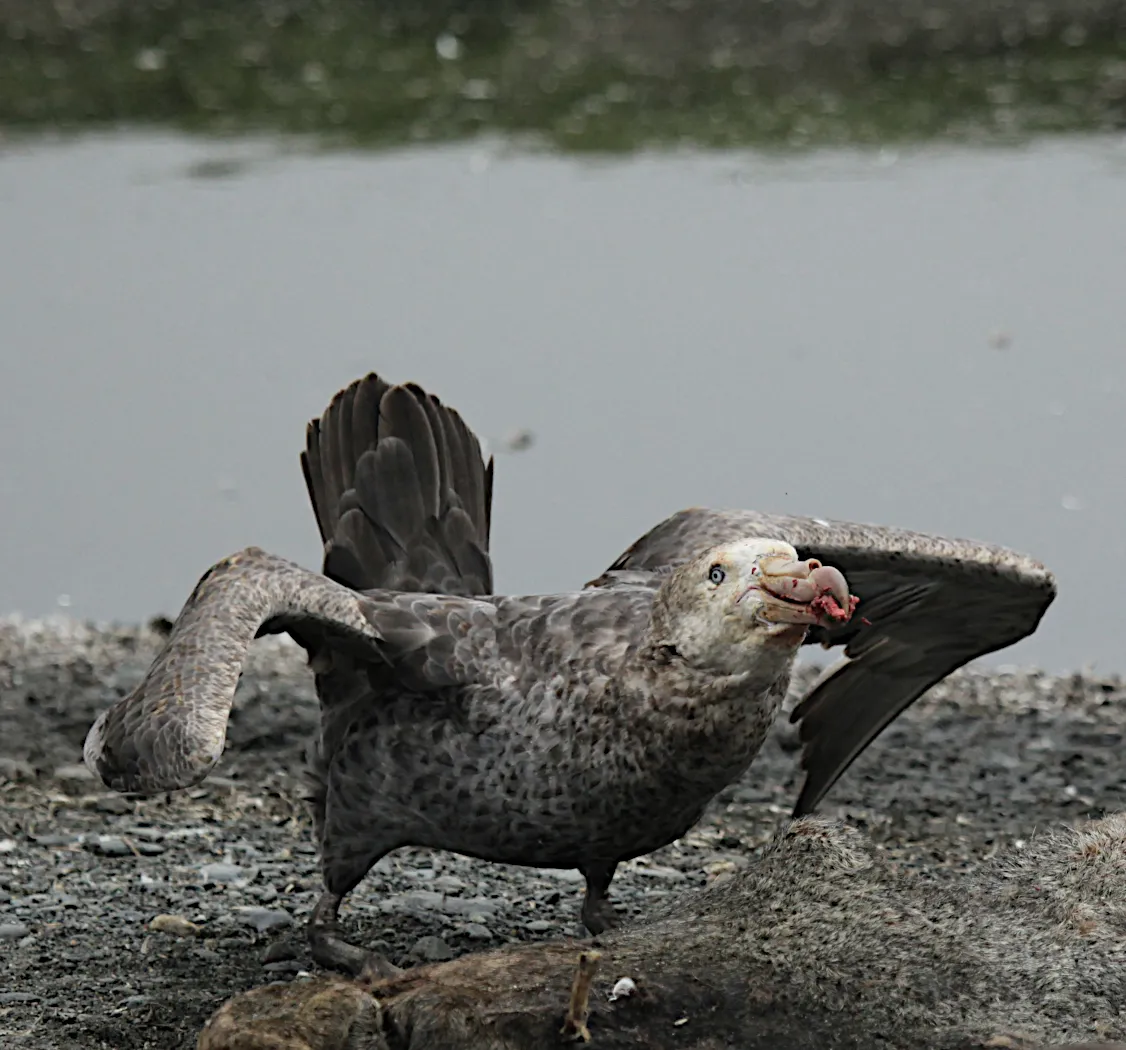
<box><xmin>301</xmin><ymin>373</ymin><xmax>494</xmax><ymax>597</ymax></box>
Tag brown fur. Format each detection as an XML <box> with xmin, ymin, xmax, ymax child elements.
<box><xmin>197</xmin><ymin>813</ymin><xmax>1126</xmax><ymax>1050</ymax></box>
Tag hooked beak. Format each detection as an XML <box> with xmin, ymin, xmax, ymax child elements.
<box><xmin>737</xmin><ymin>556</ymin><xmax>858</xmax><ymax>629</ymax></box>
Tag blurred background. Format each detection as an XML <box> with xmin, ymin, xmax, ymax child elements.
<box><xmin>0</xmin><ymin>0</ymin><xmax>1124</xmax><ymax>672</ymax></box>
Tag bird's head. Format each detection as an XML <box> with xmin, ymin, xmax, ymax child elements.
<box><xmin>652</xmin><ymin>537</ymin><xmax>858</xmax><ymax>677</ymax></box>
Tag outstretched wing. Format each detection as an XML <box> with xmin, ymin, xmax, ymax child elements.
<box><xmin>598</xmin><ymin>507</ymin><xmax>1057</xmax><ymax>816</ymax></box>
<box><xmin>82</xmin><ymin>548</ymin><xmax>499</xmax><ymax>796</ymax></box>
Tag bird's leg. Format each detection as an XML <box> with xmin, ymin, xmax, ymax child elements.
<box><xmin>308</xmin><ymin>890</ymin><xmax>401</xmax><ymax>978</ymax></box>
<box><xmin>579</xmin><ymin>862</ymin><xmax>620</xmax><ymax>935</ymax></box>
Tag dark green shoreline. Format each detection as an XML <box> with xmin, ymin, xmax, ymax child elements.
<box><xmin>2</xmin><ymin>0</ymin><xmax>1124</xmax><ymax>150</ymax></box>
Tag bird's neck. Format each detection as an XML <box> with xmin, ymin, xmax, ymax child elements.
<box><xmin>619</xmin><ymin>641</ymin><xmax>794</xmax><ymax>727</ymax></box>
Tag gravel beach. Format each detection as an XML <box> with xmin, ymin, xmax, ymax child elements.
<box><xmin>1</xmin><ymin>617</ymin><xmax>1124</xmax><ymax>1049</ymax></box>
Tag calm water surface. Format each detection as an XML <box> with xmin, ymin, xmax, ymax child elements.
<box><xmin>1</xmin><ymin>132</ymin><xmax>1124</xmax><ymax>673</ymax></box>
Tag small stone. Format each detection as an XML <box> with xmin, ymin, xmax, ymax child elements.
<box><xmin>525</xmin><ymin>919</ymin><xmax>552</xmax><ymax>933</ymax></box>
<box><xmin>201</xmin><ymin>862</ymin><xmax>256</xmax><ymax>885</ymax></box>
<box><xmin>442</xmin><ymin>895</ymin><xmax>500</xmax><ymax>920</ymax></box>
<box><xmin>460</xmin><ymin>922</ymin><xmax>493</xmax><ymax>941</ymax></box>
<box><xmin>0</xmin><ymin>922</ymin><xmax>30</xmax><ymax>940</ymax></box>
<box><xmin>263</xmin><ymin>960</ymin><xmax>305</xmax><ymax>974</ymax></box>
<box><xmin>86</xmin><ymin>835</ymin><xmax>131</xmax><ymax>857</ymax></box>
<box><xmin>149</xmin><ymin>914</ymin><xmax>200</xmax><ymax>938</ymax></box>
<box><xmin>127</xmin><ymin>827</ymin><xmax>165</xmax><ymax>843</ymax></box>
<box><xmin>51</xmin><ymin>763</ymin><xmax>92</xmax><ymax>783</ymax></box>
<box><xmin>133</xmin><ymin>841</ymin><xmax>166</xmax><ymax>856</ymax></box>
<box><xmin>0</xmin><ymin>991</ymin><xmax>39</xmax><ymax>1003</ymax></box>
<box><xmin>0</xmin><ymin>757</ymin><xmax>35</xmax><ymax>782</ymax></box>
<box><xmin>431</xmin><ymin>875</ymin><xmax>467</xmax><ymax>893</ymax></box>
<box><xmin>30</xmin><ymin>833</ymin><xmax>82</xmax><ymax>847</ymax></box>
<box><xmin>262</xmin><ymin>939</ymin><xmax>298</xmax><ymax>964</ymax></box>
<box><xmin>234</xmin><ymin>906</ymin><xmax>293</xmax><ymax>933</ymax></box>
<box><xmin>409</xmin><ymin>935</ymin><xmax>454</xmax><ymax>962</ymax></box>
<box><xmin>92</xmin><ymin>796</ymin><xmax>131</xmax><ymax>815</ymax></box>
<box><xmin>632</xmin><ymin>864</ymin><xmax>688</xmax><ymax>882</ymax></box>
<box><xmin>217</xmin><ymin>936</ymin><xmax>253</xmax><ymax>949</ymax></box>
<box><xmin>117</xmin><ymin>995</ymin><xmax>151</xmax><ymax>1008</ymax></box>
<box><xmin>545</xmin><ymin>869</ymin><xmax>585</xmax><ymax>884</ymax></box>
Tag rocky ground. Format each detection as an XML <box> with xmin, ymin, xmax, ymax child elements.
<box><xmin>1</xmin><ymin>618</ymin><xmax>1124</xmax><ymax>1050</ymax></box>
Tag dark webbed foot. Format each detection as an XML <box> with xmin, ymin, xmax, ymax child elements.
<box><xmin>580</xmin><ymin>896</ymin><xmax>622</xmax><ymax>936</ymax></box>
<box><xmin>308</xmin><ymin>891</ymin><xmax>402</xmax><ymax>978</ymax></box>
<box><xmin>579</xmin><ymin>862</ymin><xmax>620</xmax><ymax>936</ymax></box>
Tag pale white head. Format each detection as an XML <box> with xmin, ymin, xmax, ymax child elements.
<box><xmin>651</xmin><ymin>537</ymin><xmax>855</xmax><ymax>677</ymax></box>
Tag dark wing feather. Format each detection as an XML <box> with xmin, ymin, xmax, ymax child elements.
<box><xmin>300</xmin><ymin>373</ymin><xmax>494</xmax><ymax>597</ymax></box>
<box><xmin>82</xmin><ymin>548</ymin><xmax>499</xmax><ymax>796</ymax></box>
<box><xmin>599</xmin><ymin>507</ymin><xmax>1057</xmax><ymax>816</ymax></box>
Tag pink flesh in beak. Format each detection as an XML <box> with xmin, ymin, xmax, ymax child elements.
<box><xmin>755</xmin><ymin>557</ymin><xmax>859</xmax><ymax>628</ymax></box>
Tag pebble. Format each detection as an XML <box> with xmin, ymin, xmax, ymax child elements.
<box><xmin>0</xmin><ymin>991</ymin><xmax>40</xmax><ymax>1003</ymax></box>
<box><xmin>632</xmin><ymin>864</ymin><xmax>688</xmax><ymax>881</ymax></box>
<box><xmin>86</xmin><ymin>835</ymin><xmax>132</xmax><ymax>857</ymax></box>
<box><xmin>263</xmin><ymin>960</ymin><xmax>306</xmax><ymax>974</ymax></box>
<box><xmin>117</xmin><ymin>995</ymin><xmax>152</xmax><ymax>1008</ymax></box>
<box><xmin>92</xmin><ymin>796</ymin><xmax>132</xmax><ymax>815</ymax></box>
<box><xmin>0</xmin><ymin>922</ymin><xmax>31</xmax><ymax>940</ymax></box>
<box><xmin>233</xmin><ymin>906</ymin><xmax>293</xmax><ymax>933</ymax></box>
<box><xmin>52</xmin><ymin>763</ymin><xmax>93</xmax><ymax>783</ymax></box>
<box><xmin>0</xmin><ymin>757</ymin><xmax>35</xmax><ymax>782</ymax></box>
<box><xmin>459</xmin><ymin>922</ymin><xmax>494</xmax><ymax>940</ymax></box>
<box><xmin>525</xmin><ymin>919</ymin><xmax>552</xmax><ymax>933</ymax></box>
<box><xmin>217</xmin><ymin>936</ymin><xmax>253</xmax><ymax>949</ymax></box>
<box><xmin>262</xmin><ymin>939</ymin><xmax>298</xmax><ymax>963</ymax></box>
<box><xmin>386</xmin><ymin>889</ymin><xmax>444</xmax><ymax>913</ymax></box>
<box><xmin>201</xmin><ymin>862</ymin><xmax>257</xmax><ymax>885</ymax></box>
<box><xmin>431</xmin><ymin>875</ymin><xmax>467</xmax><ymax>893</ymax></box>
<box><xmin>149</xmin><ymin>914</ymin><xmax>200</xmax><ymax>938</ymax></box>
<box><xmin>409</xmin><ymin>935</ymin><xmax>454</xmax><ymax>962</ymax></box>
<box><xmin>31</xmin><ymin>832</ymin><xmax>82</xmax><ymax>847</ymax></box>
<box><xmin>444</xmin><ymin>896</ymin><xmax>500</xmax><ymax>921</ymax></box>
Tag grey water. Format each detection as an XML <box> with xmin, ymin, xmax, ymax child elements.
<box><xmin>1</xmin><ymin>132</ymin><xmax>1124</xmax><ymax>674</ymax></box>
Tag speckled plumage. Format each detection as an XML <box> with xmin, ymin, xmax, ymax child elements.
<box><xmin>84</xmin><ymin>371</ymin><xmax>1056</xmax><ymax>973</ymax></box>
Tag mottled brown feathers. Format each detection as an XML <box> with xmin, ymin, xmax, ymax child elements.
<box><xmin>85</xmin><ymin>369</ymin><xmax>1056</xmax><ymax>974</ymax></box>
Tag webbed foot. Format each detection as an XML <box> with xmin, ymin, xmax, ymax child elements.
<box><xmin>308</xmin><ymin>891</ymin><xmax>402</xmax><ymax>978</ymax></box>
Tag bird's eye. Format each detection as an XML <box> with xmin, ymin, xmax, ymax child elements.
<box><xmin>708</xmin><ymin>565</ymin><xmax>726</xmax><ymax>585</ymax></box>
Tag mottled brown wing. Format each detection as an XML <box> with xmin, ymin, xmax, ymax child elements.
<box><xmin>82</xmin><ymin>548</ymin><xmax>504</xmax><ymax>797</ymax></box>
<box><xmin>82</xmin><ymin>547</ymin><xmax>652</xmax><ymax>799</ymax></box>
<box><xmin>598</xmin><ymin>507</ymin><xmax>1057</xmax><ymax>816</ymax></box>
<box><xmin>301</xmin><ymin>373</ymin><xmax>494</xmax><ymax>597</ymax></box>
